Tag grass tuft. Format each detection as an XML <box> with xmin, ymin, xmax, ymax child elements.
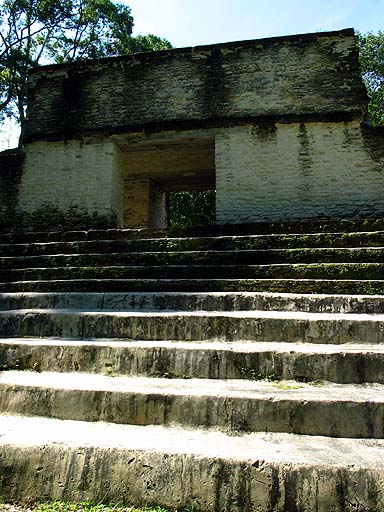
<box><xmin>0</xmin><ymin>501</ymin><xmax>197</xmax><ymax>512</ymax></box>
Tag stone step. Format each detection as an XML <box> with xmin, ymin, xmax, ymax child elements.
<box><xmin>1</xmin><ymin>262</ymin><xmax>384</xmax><ymax>282</ymax></box>
<box><xmin>2</xmin><ymin>218</ymin><xmax>384</xmax><ymax>244</ymax></box>
<box><xmin>1</xmin><ymin>291</ymin><xmax>384</xmax><ymax>314</ymax></box>
<box><xmin>2</xmin><ymin>278</ymin><xmax>384</xmax><ymax>294</ymax></box>
<box><xmin>1</xmin><ymin>222</ymin><xmax>384</xmax><ymax>512</ymax></box>
<box><xmin>1</xmin><ymin>231</ymin><xmax>384</xmax><ymax>256</ymax></box>
<box><xmin>1</xmin><ymin>247</ymin><xmax>384</xmax><ymax>269</ymax></box>
<box><xmin>1</xmin><ymin>338</ymin><xmax>384</xmax><ymax>384</ymax></box>
<box><xmin>1</xmin><ymin>415</ymin><xmax>383</xmax><ymax>512</ymax></box>
<box><xmin>1</xmin><ymin>371</ymin><xmax>383</xmax><ymax>438</ymax></box>
<box><xmin>1</xmin><ymin>309</ymin><xmax>383</xmax><ymax>343</ymax></box>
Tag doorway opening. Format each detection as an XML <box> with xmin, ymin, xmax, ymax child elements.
<box><xmin>119</xmin><ymin>135</ymin><xmax>216</xmax><ymax>229</ymax></box>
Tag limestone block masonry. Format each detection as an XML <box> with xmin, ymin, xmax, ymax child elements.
<box><xmin>0</xmin><ymin>150</ymin><xmax>24</xmax><ymax>232</ymax></box>
<box><xmin>1</xmin><ymin>28</ymin><xmax>384</xmax><ymax>231</ymax></box>
<box><xmin>1</xmin><ymin>224</ymin><xmax>384</xmax><ymax>511</ymax></box>
<box><xmin>17</xmin><ymin>140</ymin><xmax>124</xmax><ymax>229</ymax></box>
<box><xmin>216</xmin><ymin>122</ymin><xmax>384</xmax><ymax>223</ymax></box>
<box><xmin>24</xmin><ymin>30</ymin><xmax>366</xmax><ymax>141</ymax></box>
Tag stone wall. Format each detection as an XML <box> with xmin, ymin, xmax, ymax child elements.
<box><xmin>14</xmin><ymin>140</ymin><xmax>124</xmax><ymax>231</ymax></box>
<box><xmin>24</xmin><ymin>29</ymin><xmax>367</xmax><ymax>143</ymax></box>
<box><xmin>4</xmin><ymin>120</ymin><xmax>384</xmax><ymax>232</ymax></box>
<box><xmin>123</xmin><ymin>178</ymin><xmax>167</xmax><ymax>229</ymax></box>
<box><xmin>0</xmin><ymin>150</ymin><xmax>24</xmax><ymax>232</ymax></box>
<box><xmin>2</xmin><ymin>29</ymin><xmax>383</xmax><ymax>232</ymax></box>
<box><xmin>215</xmin><ymin>122</ymin><xmax>384</xmax><ymax>223</ymax></box>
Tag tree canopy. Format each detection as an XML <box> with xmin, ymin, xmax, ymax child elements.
<box><xmin>358</xmin><ymin>31</ymin><xmax>384</xmax><ymax>126</ymax></box>
<box><xmin>0</xmin><ymin>0</ymin><xmax>171</xmax><ymax>141</ymax></box>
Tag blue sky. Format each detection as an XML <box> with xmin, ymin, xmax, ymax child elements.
<box><xmin>125</xmin><ymin>0</ymin><xmax>383</xmax><ymax>48</ymax></box>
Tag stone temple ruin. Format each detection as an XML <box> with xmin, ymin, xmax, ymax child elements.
<box><xmin>1</xmin><ymin>27</ymin><xmax>384</xmax><ymax>231</ymax></box>
<box><xmin>0</xmin><ymin>29</ymin><xmax>384</xmax><ymax>512</ymax></box>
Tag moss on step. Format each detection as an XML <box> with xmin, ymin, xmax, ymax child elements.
<box><xmin>152</xmin><ymin>371</ymin><xmax>192</xmax><ymax>380</ymax></box>
<box><xmin>238</xmin><ymin>368</ymin><xmax>325</xmax><ymax>388</ymax></box>
<box><xmin>2</xmin><ymin>216</ymin><xmax>384</xmax><ymax>243</ymax></box>
<box><xmin>1</xmin><ymin>231</ymin><xmax>384</xmax><ymax>257</ymax></box>
<box><xmin>1</xmin><ymin>277</ymin><xmax>384</xmax><ymax>295</ymax></box>
<box><xmin>1</xmin><ymin>247</ymin><xmax>384</xmax><ymax>271</ymax></box>
<box><xmin>0</xmin><ymin>354</ymin><xmax>41</xmax><ymax>372</ymax></box>
<box><xmin>239</xmin><ymin>368</ymin><xmax>280</xmax><ymax>382</ymax></box>
<box><xmin>1</xmin><ymin>262</ymin><xmax>383</xmax><ymax>283</ymax></box>
<box><xmin>1</xmin><ymin>224</ymin><xmax>384</xmax><ymax>294</ymax></box>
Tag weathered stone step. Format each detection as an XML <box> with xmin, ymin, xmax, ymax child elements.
<box><xmin>1</xmin><ymin>309</ymin><xmax>383</xmax><ymax>343</ymax></box>
<box><xmin>0</xmin><ymin>219</ymin><xmax>384</xmax><ymax>243</ymax></box>
<box><xmin>1</xmin><ymin>291</ymin><xmax>384</xmax><ymax>314</ymax></box>
<box><xmin>1</xmin><ymin>371</ymin><xmax>383</xmax><ymax>437</ymax></box>
<box><xmin>2</xmin><ymin>278</ymin><xmax>384</xmax><ymax>294</ymax></box>
<box><xmin>2</xmin><ymin>218</ymin><xmax>384</xmax><ymax>244</ymax></box>
<box><xmin>2</xmin><ymin>262</ymin><xmax>384</xmax><ymax>282</ymax></box>
<box><xmin>1</xmin><ymin>247</ymin><xmax>384</xmax><ymax>269</ymax></box>
<box><xmin>1</xmin><ymin>338</ymin><xmax>384</xmax><ymax>384</ymax></box>
<box><xmin>1</xmin><ymin>231</ymin><xmax>384</xmax><ymax>256</ymax></box>
<box><xmin>1</xmin><ymin>415</ymin><xmax>383</xmax><ymax>512</ymax></box>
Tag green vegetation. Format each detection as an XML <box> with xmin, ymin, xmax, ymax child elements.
<box><xmin>273</xmin><ymin>382</ymin><xmax>303</xmax><ymax>390</ymax></box>
<box><xmin>358</xmin><ymin>31</ymin><xmax>384</xmax><ymax>125</ymax></box>
<box><xmin>239</xmin><ymin>368</ymin><xmax>280</xmax><ymax>381</ymax></box>
<box><xmin>13</xmin><ymin>261</ymin><xmax>382</xmax><ymax>281</ymax></box>
<box><xmin>0</xmin><ymin>0</ymin><xmax>171</xmax><ymax>141</ymax></box>
<box><xmin>0</xmin><ymin>501</ymin><xmax>189</xmax><ymax>512</ymax></box>
<box><xmin>0</xmin><ymin>356</ymin><xmax>40</xmax><ymax>372</ymax></box>
<box><xmin>238</xmin><ymin>368</ymin><xmax>324</xmax><ymax>389</ymax></box>
<box><xmin>167</xmin><ymin>191</ymin><xmax>215</xmax><ymax>229</ymax></box>
<box><xmin>152</xmin><ymin>371</ymin><xmax>191</xmax><ymax>379</ymax></box>
<box><xmin>35</xmin><ymin>502</ymin><xmax>171</xmax><ymax>512</ymax></box>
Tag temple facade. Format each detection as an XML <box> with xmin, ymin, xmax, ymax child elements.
<box><xmin>1</xmin><ymin>28</ymin><xmax>383</xmax><ymax>232</ymax></box>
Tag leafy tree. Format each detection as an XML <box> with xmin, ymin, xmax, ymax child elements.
<box><xmin>120</xmin><ymin>34</ymin><xmax>172</xmax><ymax>54</ymax></box>
<box><xmin>357</xmin><ymin>31</ymin><xmax>384</xmax><ymax>125</ymax></box>
<box><xmin>168</xmin><ymin>191</ymin><xmax>216</xmax><ymax>228</ymax></box>
<box><xmin>0</xmin><ymin>0</ymin><xmax>171</xmax><ymax>143</ymax></box>
<box><xmin>1</xmin><ymin>0</ymin><xmax>75</xmax><ymax>131</ymax></box>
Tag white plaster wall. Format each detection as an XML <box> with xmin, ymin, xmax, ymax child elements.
<box><xmin>215</xmin><ymin>122</ymin><xmax>384</xmax><ymax>224</ymax></box>
<box><xmin>18</xmin><ymin>140</ymin><xmax>123</xmax><ymax>226</ymax></box>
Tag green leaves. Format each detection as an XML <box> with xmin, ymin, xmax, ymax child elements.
<box><xmin>48</xmin><ymin>0</ymin><xmax>135</xmax><ymax>61</ymax></box>
<box><xmin>39</xmin><ymin>0</ymin><xmax>135</xmax><ymax>62</ymax></box>
<box><xmin>367</xmin><ymin>86</ymin><xmax>384</xmax><ymax>126</ymax></box>
<box><xmin>358</xmin><ymin>31</ymin><xmax>384</xmax><ymax>91</ymax></box>
<box><xmin>116</xmin><ymin>34</ymin><xmax>172</xmax><ymax>55</ymax></box>
<box><xmin>0</xmin><ymin>0</ymin><xmax>171</xmax><ymax>142</ymax></box>
<box><xmin>357</xmin><ymin>31</ymin><xmax>384</xmax><ymax>126</ymax></box>
<box><xmin>168</xmin><ymin>191</ymin><xmax>216</xmax><ymax>228</ymax></box>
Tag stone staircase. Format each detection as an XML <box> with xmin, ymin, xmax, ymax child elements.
<box><xmin>0</xmin><ymin>222</ymin><xmax>384</xmax><ymax>511</ymax></box>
